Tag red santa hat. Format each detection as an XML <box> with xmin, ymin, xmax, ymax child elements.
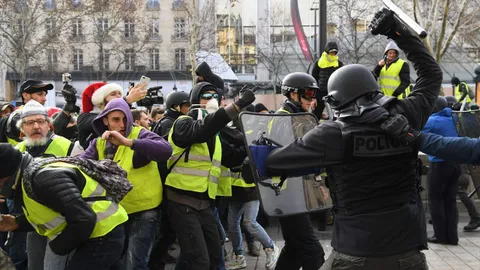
<box><xmin>91</xmin><ymin>83</ymin><xmax>124</xmax><ymax>110</ymax></box>
<box><xmin>82</xmin><ymin>82</ymin><xmax>107</xmax><ymax>113</ymax></box>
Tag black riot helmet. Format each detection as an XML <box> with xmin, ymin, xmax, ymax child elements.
<box><xmin>325</xmin><ymin>64</ymin><xmax>381</xmax><ymax>109</ymax></box>
<box><xmin>166</xmin><ymin>91</ymin><xmax>190</xmax><ymax>110</ymax></box>
<box><xmin>444</xmin><ymin>96</ymin><xmax>457</xmax><ymax>109</ymax></box>
<box><xmin>432</xmin><ymin>96</ymin><xmax>448</xmax><ymax>113</ymax></box>
<box><xmin>281</xmin><ymin>72</ymin><xmax>319</xmax><ymax>99</ymax></box>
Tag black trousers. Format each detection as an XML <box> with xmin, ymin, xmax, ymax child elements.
<box><xmin>276</xmin><ymin>213</ymin><xmax>325</xmax><ymax>270</ymax></box>
<box><xmin>428</xmin><ymin>162</ymin><xmax>461</xmax><ymax>244</ymax></box>
<box><xmin>457</xmin><ymin>165</ymin><xmax>480</xmax><ymax>219</ymax></box>
<box><xmin>167</xmin><ymin>201</ymin><xmax>221</xmax><ymax>270</ymax></box>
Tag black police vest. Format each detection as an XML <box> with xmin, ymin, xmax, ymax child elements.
<box><xmin>327</xmin><ymin>121</ymin><xmax>427</xmax><ymax>257</ymax></box>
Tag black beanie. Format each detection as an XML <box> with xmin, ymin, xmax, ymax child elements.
<box><xmin>254</xmin><ymin>103</ymin><xmax>269</xmax><ymax>113</ymax></box>
<box><xmin>0</xmin><ymin>143</ymin><xmax>23</xmax><ymax>178</ymax></box>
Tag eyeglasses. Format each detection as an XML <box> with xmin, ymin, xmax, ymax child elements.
<box><xmin>301</xmin><ymin>89</ymin><xmax>317</xmax><ymax>100</ymax></box>
<box><xmin>200</xmin><ymin>93</ymin><xmax>219</xmax><ymax>100</ymax></box>
<box><xmin>24</xmin><ymin>119</ymin><xmax>47</xmax><ymax>126</ymax></box>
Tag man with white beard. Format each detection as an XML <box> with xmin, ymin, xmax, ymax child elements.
<box><xmin>13</xmin><ymin>100</ymin><xmax>73</xmax><ymax>270</ymax></box>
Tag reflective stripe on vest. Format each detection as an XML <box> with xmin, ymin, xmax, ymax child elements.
<box><xmin>378</xmin><ymin>59</ymin><xmax>410</xmax><ymax>99</ymax></box>
<box><xmin>166</xmin><ymin>115</ymin><xmax>222</xmax><ymax>199</ymax></box>
<box><xmin>231</xmin><ymin>172</ymin><xmax>255</xmax><ymax>188</ymax></box>
<box><xmin>96</xmin><ymin>126</ymin><xmax>162</xmax><ymax>214</ymax></box>
<box><xmin>16</xmin><ymin>135</ymin><xmax>72</xmax><ymax>157</ymax></box>
<box><xmin>455</xmin><ymin>82</ymin><xmax>472</xmax><ymax>103</ymax></box>
<box><xmin>217</xmin><ymin>166</ymin><xmax>232</xmax><ymax>197</ymax></box>
<box><xmin>21</xmin><ymin>162</ymin><xmax>128</xmax><ymax>240</ymax></box>
<box><xmin>318</xmin><ymin>51</ymin><xmax>339</xmax><ymax>68</ymax></box>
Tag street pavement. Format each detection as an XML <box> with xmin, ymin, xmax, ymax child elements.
<box><xmin>163</xmin><ymin>213</ymin><xmax>480</xmax><ymax>270</ymax></box>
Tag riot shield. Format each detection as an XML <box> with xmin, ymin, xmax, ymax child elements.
<box><xmin>452</xmin><ymin>110</ymin><xmax>480</xmax><ymax>198</ymax></box>
<box><xmin>239</xmin><ymin>112</ymin><xmax>332</xmax><ymax>217</ymax></box>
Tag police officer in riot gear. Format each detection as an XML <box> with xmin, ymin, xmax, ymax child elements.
<box><xmin>269</xmin><ymin>72</ymin><xmax>325</xmax><ymax>270</ymax></box>
<box><xmin>266</xmin><ymin>9</ymin><xmax>441</xmax><ymax>269</ymax></box>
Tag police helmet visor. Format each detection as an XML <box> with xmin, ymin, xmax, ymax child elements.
<box><xmin>200</xmin><ymin>93</ymin><xmax>219</xmax><ymax>100</ymax></box>
<box><xmin>301</xmin><ymin>88</ymin><xmax>316</xmax><ymax>100</ymax></box>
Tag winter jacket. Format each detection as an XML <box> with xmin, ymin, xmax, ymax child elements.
<box><xmin>422</xmin><ymin>108</ymin><xmax>458</xmax><ymax>162</ymax></box>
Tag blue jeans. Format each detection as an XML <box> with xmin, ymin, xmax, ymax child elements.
<box><xmin>65</xmin><ymin>225</ymin><xmax>125</xmax><ymax>270</ymax></box>
<box><xmin>228</xmin><ymin>200</ymin><xmax>273</xmax><ymax>256</ymax></box>
<box><xmin>27</xmin><ymin>232</ymin><xmax>69</xmax><ymax>270</ymax></box>
<box><xmin>123</xmin><ymin>208</ymin><xmax>160</xmax><ymax>270</ymax></box>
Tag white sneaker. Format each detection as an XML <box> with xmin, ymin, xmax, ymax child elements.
<box><xmin>265</xmin><ymin>244</ymin><xmax>280</xmax><ymax>270</ymax></box>
<box><xmin>226</xmin><ymin>254</ymin><xmax>247</xmax><ymax>270</ymax></box>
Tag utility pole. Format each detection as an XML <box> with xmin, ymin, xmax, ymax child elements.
<box><xmin>310</xmin><ymin>1</ymin><xmax>319</xmax><ymax>59</ymax></box>
<box><xmin>318</xmin><ymin>0</ymin><xmax>327</xmax><ymax>56</ymax></box>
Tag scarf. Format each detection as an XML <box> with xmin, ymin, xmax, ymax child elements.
<box><xmin>23</xmin><ymin>157</ymin><xmax>133</xmax><ymax>203</ymax></box>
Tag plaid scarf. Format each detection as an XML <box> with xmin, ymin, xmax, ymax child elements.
<box><xmin>23</xmin><ymin>157</ymin><xmax>133</xmax><ymax>203</ymax></box>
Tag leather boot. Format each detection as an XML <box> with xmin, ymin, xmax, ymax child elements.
<box><xmin>464</xmin><ymin>218</ymin><xmax>480</xmax><ymax>231</ymax></box>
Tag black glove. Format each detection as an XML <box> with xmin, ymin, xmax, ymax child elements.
<box><xmin>234</xmin><ymin>89</ymin><xmax>255</xmax><ymax>109</ymax></box>
<box><xmin>62</xmin><ymin>84</ymin><xmax>77</xmax><ymax>103</ymax></box>
<box><xmin>63</xmin><ymin>103</ymin><xmax>80</xmax><ymax>114</ymax></box>
<box><xmin>452</xmin><ymin>102</ymin><xmax>462</xmax><ymax>111</ymax></box>
<box><xmin>369</xmin><ymin>8</ymin><xmax>411</xmax><ymax>39</ymax></box>
<box><xmin>380</xmin><ymin>114</ymin><xmax>420</xmax><ymax>144</ymax></box>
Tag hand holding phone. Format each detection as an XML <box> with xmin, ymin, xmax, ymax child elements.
<box><xmin>138</xmin><ymin>76</ymin><xmax>151</xmax><ymax>89</ymax></box>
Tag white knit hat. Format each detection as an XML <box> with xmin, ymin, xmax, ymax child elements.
<box><xmin>21</xmin><ymin>100</ymin><xmax>48</xmax><ymax>119</ymax></box>
<box><xmin>91</xmin><ymin>83</ymin><xmax>124</xmax><ymax>107</ymax></box>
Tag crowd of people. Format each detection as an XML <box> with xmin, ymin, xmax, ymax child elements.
<box><xmin>1</xmin><ymin>7</ymin><xmax>480</xmax><ymax>270</ymax></box>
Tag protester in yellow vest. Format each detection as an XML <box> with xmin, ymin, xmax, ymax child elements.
<box><xmin>311</xmin><ymin>41</ymin><xmax>344</xmax><ymax>119</ymax></box>
<box><xmin>451</xmin><ymin>76</ymin><xmax>474</xmax><ymax>107</ymax></box>
<box><xmin>81</xmin><ymin>98</ymin><xmax>172</xmax><ymax>270</ymax></box>
<box><xmin>373</xmin><ymin>41</ymin><xmax>411</xmax><ymax>99</ymax></box>
<box><xmin>166</xmin><ymin>80</ymin><xmax>254</xmax><ymax>270</ymax></box>
<box><xmin>13</xmin><ymin>100</ymin><xmax>73</xmax><ymax>269</ymax></box>
<box><xmin>0</xmin><ymin>143</ymin><xmax>129</xmax><ymax>268</ymax></box>
<box><xmin>131</xmin><ymin>109</ymin><xmax>151</xmax><ymax>130</ymax></box>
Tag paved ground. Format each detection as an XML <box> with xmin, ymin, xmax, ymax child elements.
<box><xmin>162</xmin><ymin>213</ymin><xmax>480</xmax><ymax>270</ymax></box>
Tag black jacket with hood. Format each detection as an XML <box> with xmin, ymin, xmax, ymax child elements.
<box><xmin>311</xmin><ymin>41</ymin><xmax>344</xmax><ymax>93</ymax></box>
<box><xmin>168</xmin><ymin>82</ymin><xmax>246</xmax><ymax>200</ymax></box>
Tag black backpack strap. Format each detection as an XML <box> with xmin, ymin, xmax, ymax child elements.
<box><xmin>167</xmin><ymin>146</ymin><xmax>190</xmax><ymax>174</ymax></box>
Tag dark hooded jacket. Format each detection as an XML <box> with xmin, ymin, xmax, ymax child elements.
<box><xmin>80</xmin><ymin>98</ymin><xmax>172</xmax><ymax>169</ymax></box>
<box><xmin>311</xmin><ymin>41</ymin><xmax>344</xmax><ymax>92</ymax></box>
<box><xmin>167</xmin><ymin>82</ymin><xmax>245</xmax><ymax>200</ymax></box>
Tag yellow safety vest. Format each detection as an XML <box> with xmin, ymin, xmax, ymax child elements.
<box><xmin>96</xmin><ymin>126</ymin><xmax>162</xmax><ymax>214</ymax></box>
<box><xmin>267</xmin><ymin>108</ymin><xmax>290</xmax><ymax>134</ymax></box>
<box><xmin>7</xmin><ymin>137</ymin><xmax>19</xmax><ymax>147</ymax></box>
<box><xmin>378</xmin><ymin>59</ymin><xmax>411</xmax><ymax>99</ymax></box>
<box><xmin>231</xmin><ymin>171</ymin><xmax>255</xmax><ymax>188</ymax></box>
<box><xmin>455</xmin><ymin>82</ymin><xmax>472</xmax><ymax>103</ymax></box>
<box><xmin>21</xmin><ymin>162</ymin><xmax>128</xmax><ymax>240</ymax></box>
<box><xmin>318</xmin><ymin>52</ymin><xmax>339</xmax><ymax>69</ymax></box>
<box><xmin>16</xmin><ymin>135</ymin><xmax>72</xmax><ymax>157</ymax></box>
<box><xmin>166</xmin><ymin>115</ymin><xmax>222</xmax><ymax>199</ymax></box>
<box><xmin>217</xmin><ymin>166</ymin><xmax>232</xmax><ymax>197</ymax></box>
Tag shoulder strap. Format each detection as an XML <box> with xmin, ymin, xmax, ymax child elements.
<box><xmin>167</xmin><ymin>146</ymin><xmax>190</xmax><ymax>174</ymax></box>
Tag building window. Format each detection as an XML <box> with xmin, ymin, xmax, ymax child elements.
<box><xmin>72</xmin><ymin>18</ymin><xmax>82</xmax><ymax>37</ymax></box>
<box><xmin>96</xmin><ymin>18</ymin><xmax>109</xmax><ymax>34</ymax></box>
<box><xmin>147</xmin><ymin>0</ymin><xmax>159</xmax><ymax>9</ymax></box>
<box><xmin>73</xmin><ymin>49</ymin><xmax>83</xmax><ymax>71</ymax></box>
<box><xmin>102</xmin><ymin>49</ymin><xmax>110</xmax><ymax>71</ymax></box>
<box><xmin>47</xmin><ymin>49</ymin><xmax>57</xmax><ymax>69</ymax></box>
<box><xmin>72</xmin><ymin>0</ymin><xmax>81</xmax><ymax>6</ymax></box>
<box><xmin>175</xmin><ymin>48</ymin><xmax>185</xmax><ymax>70</ymax></box>
<box><xmin>149</xmin><ymin>48</ymin><xmax>160</xmax><ymax>70</ymax></box>
<box><xmin>174</xmin><ymin>18</ymin><xmax>185</xmax><ymax>39</ymax></box>
<box><xmin>124</xmin><ymin>18</ymin><xmax>135</xmax><ymax>38</ymax></box>
<box><xmin>124</xmin><ymin>49</ymin><xmax>135</xmax><ymax>70</ymax></box>
<box><xmin>45</xmin><ymin>18</ymin><xmax>56</xmax><ymax>35</ymax></box>
<box><xmin>173</xmin><ymin>0</ymin><xmax>185</xmax><ymax>9</ymax></box>
<box><xmin>149</xmin><ymin>19</ymin><xmax>160</xmax><ymax>39</ymax></box>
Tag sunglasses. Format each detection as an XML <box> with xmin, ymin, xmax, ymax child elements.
<box><xmin>301</xmin><ymin>89</ymin><xmax>316</xmax><ymax>100</ymax></box>
<box><xmin>200</xmin><ymin>93</ymin><xmax>218</xmax><ymax>100</ymax></box>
